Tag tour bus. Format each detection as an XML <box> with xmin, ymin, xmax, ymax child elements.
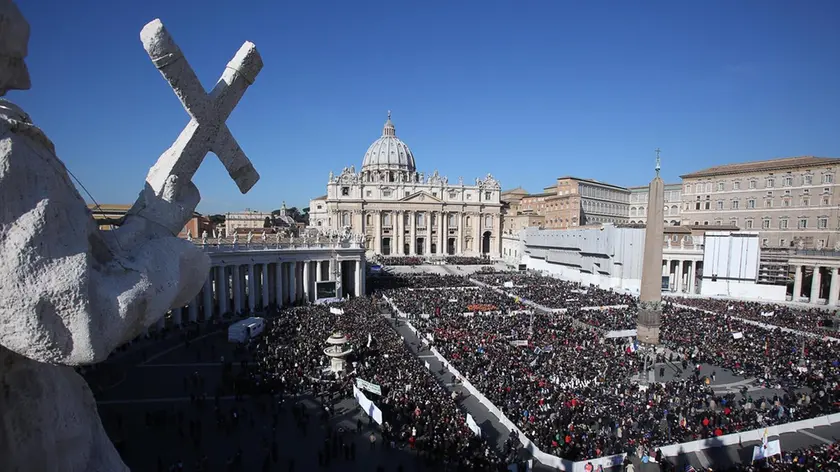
<box><xmin>227</xmin><ymin>316</ymin><xmax>265</xmax><ymax>344</ymax></box>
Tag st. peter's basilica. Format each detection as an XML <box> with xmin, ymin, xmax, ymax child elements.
<box><xmin>309</xmin><ymin>113</ymin><xmax>502</xmax><ymax>258</ymax></box>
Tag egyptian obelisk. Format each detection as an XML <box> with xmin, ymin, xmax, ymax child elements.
<box><xmin>637</xmin><ymin>149</ymin><xmax>665</xmax><ymax>345</ymax></box>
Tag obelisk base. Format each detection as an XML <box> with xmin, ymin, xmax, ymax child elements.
<box><xmin>637</xmin><ymin>300</ymin><xmax>661</xmax><ymax>345</ymax></box>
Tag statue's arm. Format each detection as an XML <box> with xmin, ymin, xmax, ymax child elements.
<box><xmin>0</xmin><ymin>132</ymin><xmax>209</xmax><ymax>365</ymax></box>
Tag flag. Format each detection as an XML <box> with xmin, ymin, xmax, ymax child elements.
<box><xmin>762</xmin><ymin>428</ymin><xmax>768</xmax><ymax>449</ymax></box>
<box><xmin>367</xmin><ymin>333</ymin><xmax>372</xmax><ymax>348</ymax></box>
<box><xmin>629</xmin><ymin>340</ymin><xmax>639</xmax><ymax>353</ymax></box>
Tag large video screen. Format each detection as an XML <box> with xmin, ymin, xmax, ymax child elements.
<box><xmin>316</xmin><ymin>281</ymin><xmax>337</xmax><ymax>300</ymax></box>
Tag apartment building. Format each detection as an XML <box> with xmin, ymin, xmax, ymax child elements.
<box><xmin>680</xmin><ymin>156</ymin><xmax>840</xmax><ymax>250</ymax></box>
<box><xmin>544</xmin><ymin>177</ymin><xmax>630</xmax><ymax>228</ymax></box>
<box><xmin>628</xmin><ymin>183</ymin><xmax>683</xmax><ymax>226</ymax></box>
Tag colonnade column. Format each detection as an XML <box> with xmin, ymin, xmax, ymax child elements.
<box><xmin>474</xmin><ymin>213</ymin><xmax>481</xmax><ymax>255</ymax></box>
<box><xmin>288</xmin><ymin>262</ymin><xmax>297</xmax><ymax>304</ymax></box>
<box><xmin>219</xmin><ymin>266</ymin><xmax>229</xmax><ymax>316</ymax></box>
<box><xmin>828</xmin><ymin>267</ymin><xmax>840</xmax><ymax>306</ymax></box>
<box><xmin>246</xmin><ymin>264</ymin><xmax>256</xmax><ymax>312</ymax></box>
<box><xmin>231</xmin><ymin>265</ymin><xmax>241</xmax><ymax>314</ymax></box>
<box><xmin>188</xmin><ymin>294</ymin><xmax>198</xmax><ymax>322</ymax></box>
<box><xmin>203</xmin><ymin>269</ymin><xmax>213</xmax><ymax>320</ymax></box>
<box><xmin>303</xmin><ymin>261</ymin><xmax>310</xmax><ymax>302</ymax></box>
<box><xmin>686</xmin><ymin>261</ymin><xmax>696</xmax><ymax>295</ymax></box>
<box><xmin>172</xmin><ymin>307</ymin><xmax>182</xmax><ymax>326</ymax></box>
<box><xmin>275</xmin><ymin>262</ymin><xmax>284</xmax><ymax>307</ymax></box>
<box><xmin>215</xmin><ymin>265</ymin><xmax>225</xmax><ymax>316</ymax></box>
<box><xmin>261</xmin><ymin>262</ymin><xmax>270</xmax><ymax>310</ymax></box>
<box><xmin>393</xmin><ymin>211</ymin><xmax>400</xmax><ymax>255</ymax></box>
<box><xmin>792</xmin><ymin>265</ymin><xmax>803</xmax><ymax>301</ymax></box>
<box><xmin>409</xmin><ymin>211</ymin><xmax>417</xmax><ymax>255</ymax></box>
<box><xmin>674</xmin><ymin>260</ymin><xmax>683</xmax><ymax>292</ymax></box>
<box><xmin>810</xmin><ymin>266</ymin><xmax>822</xmax><ymax>304</ymax></box>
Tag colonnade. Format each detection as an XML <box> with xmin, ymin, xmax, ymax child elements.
<box><xmin>160</xmin><ymin>256</ymin><xmax>366</xmax><ymax>328</ymax></box>
<box><xmin>662</xmin><ymin>258</ymin><xmax>700</xmax><ymax>294</ymax></box>
<box><xmin>791</xmin><ymin>264</ymin><xmax>840</xmax><ymax>306</ymax></box>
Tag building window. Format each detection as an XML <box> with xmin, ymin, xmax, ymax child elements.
<box><xmin>731</xmin><ymin>200</ymin><xmax>739</xmax><ymax>210</ymax></box>
<box><xmin>484</xmin><ymin>191</ymin><xmax>491</xmax><ymax>200</ymax></box>
<box><xmin>780</xmin><ymin>238</ymin><xmax>786</xmax><ymax>247</ymax></box>
<box><xmin>749</xmin><ymin>180</ymin><xmax>756</xmax><ymax>189</ymax></box>
<box><xmin>684</xmin><ymin>184</ymin><xmax>691</xmax><ymax>193</ymax></box>
<box><xmin>717</xmin><ymin>182</ymin><xmax>724</xmax><ymax>191</ymax></box>
<box><xmin>366</xmin><ymin>214</ymin><xmax>372</xmax><ymax>226</ymax></box>
<box><xmin>765</xmin><ymin>199</ymin><xmax>773</xmax><ymax>208</ymax></box>
<box><xmin>802</xmin><ymin>198</ymin><xmax>810</xmax><ymax>206</ymax></box>
<box><xmin>747</xmin><ymin>199</ymin><xmax>755</xmax><ymax>209</ymax></box>
<box><xmin>783</xmin><ymin>176</ymin><xmax>793</xmax><ymax>187</ymax></box>
<box><xmin>733</xmin><ymin>181</ymin><xmax>740</xmax><ymax>190</ymax></box>
<box><xmin>448</xmin><ymin>213</ymin><xmax>457</xmax><ymax>227</ymax></box>
<box><xmin>780</xmin><ymin>219</ymin><xmax>788</xmax><ymax>229</ymax></box>
<box><xmin>383</xmin><ymin>212</ymin><xmax>391</xmax><ymax>226</ymax></box>
<box><xmin>818</xmin><ymin>217</ymin><xmax>828</xmax><ymax>229</ymax></box>
<box><xmin>466</xmin><ymin>194</ymin><xmax>472</xmax><ymax>200</ymax></box>
<box><xmin>823</xmin><ymin>187</ymin><xmax>831</xmax><ymax>194</ymax></box>
<box><xmin>730</xmin><ymin>218</ymin><xmax>738</xmax><ymax>227</ymax></box>
<box><xmin>449</xmin><ymin>191</ymin><xmax>457</xmax><ymax>199</ymax></box>
<box><xmin>766</xmin><ymin>178</ymin><xmax>774</xmax><ymax>188</ymax></box>
<box><xmin>342</xmin><ymin>212</ymin><xmax>350</xmax><ymax>226</ymax></box>
<box><xmin>317</xmin><ymin>221</ymin><xmax>322</xmax><ymax>227</ymax></box>
<box><xmin>818</xmin><ymin>239</ymin><xmax>826</xmax><ymax>248</ymax></box>
<box><xmin>705</xmin><ymin>183</ymin><xmax>712</xmax><ymax>193</ymax></box>
<box><xmin>762</xmin><ymin>219</ymin><xmax>770</xmax><ymax>229</ymax></box>
<box><xmin>804</xmin><ymin>175</ymin><xmax>812</xmax><ymax>185</ymax></box>
<box><xmin>316</xmin><ymin>205</ymin><xmax>323</xmax><ymax>210</ymax></box>
<box><xmin>823</xmin><ymin>174</ymin><xmax>833</xmax><ymax>184</ymax></box>
<box><xmin>745</xmin><ymin>219</ymin><xmax>753</xmax><ymax>229</ymax></box>
<box><xmin>485</xmin><ymin>215</ymin><xmax>492</xmax><ymax>228</ymax></box>
<box><xmin>432</xmin><ymin>192</ymin><xmax>438</xmax><ymax>198</ymax></box>
<box><xmin>798</xmin><ymin>218</ymin><xmax>808</xmax><ymax>229</ymax></box>
<box><xmin>416</xmin><ymin>213</ymin><xmax>424</xmax><ymax>226</ymax></box>
<box><xmin>382</xmin><ymin>190</ymin><xmax>391</xmax><ymax>197</ymax></box>
<box><xmin>703</xmin><ymin>221</ymin><xmax>709</xmax><ymax>226</ymax></box>
<box><xmin>341</xmin><ymin>187</ymin><xmax>350</xmax><ymax>196</ymax></box>
<box><xmin>823</xmin><ymin>197</ymin><xmax>830</xmax><ymax>206</ymax></box>
<box><xmin>716</xmin><ymin>201</ymin><xmax>724</xmax><ymax>210</ymax></box>
<box><xmin>783</xmin><ymin>199</ymin><xmax>790</xmax><ymax>207</ymax></box>
<box><xmin>465</xmin><ymin>216</ymin><xmax>471</xmax><ymax>227</ymax></box>
<box><xmin>366</xmin><ymin>190</ymin><xmax>371</xmax><ymax>197</ymax></box>
<box><xmin>762</xmin><ymin>238</ymin><xmax>769</xmax><ymax>247</ymax></box>
<box><xmin>704</xmin><ymin>202</ymin><xmax>710</xmax><ymax>210</ymax></box>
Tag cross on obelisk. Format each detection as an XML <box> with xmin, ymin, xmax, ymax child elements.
<box><xmin>140</xmin><ymin>19</ymin><xmax>262</xmax><ymax>195</ymax></box>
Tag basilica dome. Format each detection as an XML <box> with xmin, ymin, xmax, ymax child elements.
<box><xmin>361</xmin><ymin>112</ymin><xmax>416</xmax><ymax>173</ymax></box>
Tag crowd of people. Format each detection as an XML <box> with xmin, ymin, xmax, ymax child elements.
<box><xmin>671</xmin><ymin>297</ymin><xmax>838</xmax><ymax>337</ymax></box>
<box><xmin>242</xmin><ymin>298</ymin><xmax>513</xmax><ymax>470</ymax></box>
<box><xmin>375</xmin><ymin>274</ymin><xmax>840</xmax><ymax>463</ymax></box>
<box><xmin>444</xmin><ymin>256</ymin><xmax>492</xmax><ymax>265</ymax></box>
<box><xmin>377</xmin><ymin>257</ymin><xmax>424</xmax><ymax>266</ymax></box>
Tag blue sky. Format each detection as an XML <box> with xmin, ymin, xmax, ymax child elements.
<box><xmin>12</xmin><ymin>0</ymin><xmax>840</xmax><ymax>214</ymax></box>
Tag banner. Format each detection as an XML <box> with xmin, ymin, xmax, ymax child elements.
<box><xmin>604</xmin><ymin>329</ymin><xmax>637</xmax><ymax>339</ymax></box>
<box><xmin>420</xmin><ymin>313</ymin><xmax>431</xmax><ymax>319</ymax></box>
<box><xmin>752</xmin><ymin>439</ymin><xmax>781</xmax><ymax>462</ymax></box>
<box><xmin>466</xmin><ymin>413</ymin><xmax>481</xmax><ymax>437</ymax></box>
<box><xmin>761</xmin><ymin>311</ymin><xmax>775</xmax><ymax>317</ymax></box>
<box><xmin>732</xmin><ymin>332</ymin><xmax>744</xmax><ymax>340</ymax></box>
<box><xmin>424</xmin><ymin>361</ymin><xmax>430</xmax><ymax>370</ymax></box>
<box><xmin>355</xmin><ymin>378</ymin><xmax>382</xmax><ymax>396</ymax></box>
<box><xmin>467</xmin><ymin>304</ymin><xmax>498</xmax><ymax>312</ymax></box>
<box><xmin>510</xmin><ymin>340</ymin><xmax>529</xmax><ymax>347</ymax></box>
<box><xmin>329</xmin><ymin>307</ymin><xmax>344</xmax><ymax>315</ymax></box>
<box><xmin>353</xmin><ymin>385</ymin><xmax>383</xmax><ymax>425</ymax></box>
<box><xmin>367</xmin><ymin>333</ymin><xmax>372</xmax><ymax>348</ymax></box>
<box><xmin>503</xmin><ymin>281</ymin><xmax>514</xmax><ymax>288</ymax></box>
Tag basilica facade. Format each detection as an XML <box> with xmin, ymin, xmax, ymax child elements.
<box><xmin>309</xmin><ymin>114</ymin><xmax>502</xmax><ymax>258</ymax></box>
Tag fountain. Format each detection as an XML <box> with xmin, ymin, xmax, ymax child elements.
<box><xmin>324</xmin><ymin>332</ymin><xmax>353</xmax><ymax>377</ymax></box>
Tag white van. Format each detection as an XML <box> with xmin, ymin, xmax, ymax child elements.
<box><xmin>227</xmin><ymin>316</ymin><xmax>265</xmax><ymax>343</ymax></box>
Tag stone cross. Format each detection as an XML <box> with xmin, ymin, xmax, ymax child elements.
<box><xmin>140</xmin><ymin>19</ymin><xmax>262</xmax><ymax>195</ymax></box>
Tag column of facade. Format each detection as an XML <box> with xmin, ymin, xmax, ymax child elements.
<box><xmin>374</xmin><ymin>211</ymin><xmax>382</xmax><ymax>254</ymax></box>
<box><xmin>409</xmin><ymin>211</ymin><xmax>417</xmax><ymax>255</ymax></box>
<box><xmin>261</xmin><ymin>262</ymin><xmax>270</xmax><ymax>310</ymax></box>
<box><xmin>828</xmin><ymin>267</ymin><xmax>840</xmax><ymax>306</ymax></box>
<box><xmin>424</xmin><ymin>212</ymin><xmax>431</xmax><ymax>255</ymax></box>
<box><xmin>810</xmin><ymin>266</ymin><xmax>822</xmax><ymax>304</ymax></box>
<box><xmin>441</xmin><ymin>211</ymin><xmax>448</xmax><ymax>255</ymax></box>
<box><xmin>156</xmin><ymin>316</ymin><xmax>166</xmax><ymax>330</ymax></box>
<box><xmin>288</xmin><ymin>262</ymin><xmax>297</xmax><ymax>304</ymax></box>
<box><xmin>215</xmin><ymin>265</ymin><xmax>225</xmax><ymax>316</ymax></box>
<box><xmin>232</xmin><ymin>265</ymin><xmax>242</xmax><ymax>314</ymax></box>
<box><xmin>172</xmin><ymin>306</ymin><xmax>182</xmax><ymax>326</ymax></box>
<box><xmin>792</xmin><ymin>265</ymin><xmax>803</xmax><ymax>301</ymax></box>
<box><xmin>456</xmin><ymin>213</ymin><xmax>463</xmax><ymax>254</ymax></box>
<box><xmin>275</xmin><ymin>262</ymin><xmax>284</xmax><ymax>307</ymax></box>
<box><xmin>474</xmin><ymin>213</ymin><xmax>481</xmax><ymax>255</ymax></box>
<box><xmin>394</xmin><ymin>210</ymin><xmax>402</xmax><ymax>255</ymax></box>
<box><xmin>203</xmin><ymin>268</ymin><xmax>213</xmax><ymax>321</ymax></box>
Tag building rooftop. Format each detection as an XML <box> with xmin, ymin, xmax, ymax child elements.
<box><xmin>680</xmin><ymin>156</ymin><xmax>840</xmax><ymax>179</ymax></box>
<box><xmin>555</xmin><ymin>176</ymin><xmax>629</xmax><ymax>191</ymax></box>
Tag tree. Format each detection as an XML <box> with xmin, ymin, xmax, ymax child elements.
<box><xmin>263</xmin><ymin>216</ymin><xmax>272</xmax><ymax>228</ymax></box>
<box><xmin>208</xmin><ymin>214</ymin><xmax>226</xmax><ymax>225</ymax></box>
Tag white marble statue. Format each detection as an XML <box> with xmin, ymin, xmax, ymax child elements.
<box><xmin>233</xmin><ymin>232</ymin><xmax>239</xmax><ymax>244</ymax></box>
<box><xmin>201</xmin><ymin>231</ymin><xmax>208</xmax><ymax>245</ymax></box>
<box><xmin>0</xmin><ymin>4</ymin><xmax>265</xmax><ymax>471</ymax></box>
<box><xmin>834</xmin><ymin>240</ymin><xmax>840</xmax><ymax>252</ymax></box>
<box><xmin>187</xmin><ymin>231</ymin><xmax>193</xmax><ymax>241</ymax></box>
<box><xmin>275</xmin><ymin>232</ymin><xmax>281</xmax><ymax>244</ymax></box>
<box><xmin>261</xmin><ymin>230</ymin><xmax>267</xmax><ymax>242</ymax></box>
<box><xmin>247</xmin><ymin>230</ymin><xmax>254</xmax><ymax>244</ymax></box>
